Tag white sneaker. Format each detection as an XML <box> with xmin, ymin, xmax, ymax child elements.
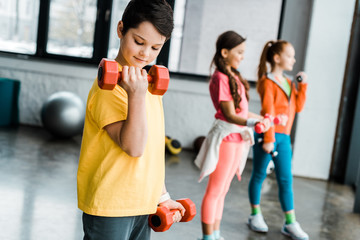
<box><xmin>248</xmin><ymin>213</ymin><xmax>268</xmax><ymax>233</ymax></box>
<box><xmin>281</xmin><ymin>222</ymin><xmax>309</xmax><ymax>240</ymax></box>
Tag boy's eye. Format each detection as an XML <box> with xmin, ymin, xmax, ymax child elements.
<box><xmin>135</xmin><ymin>39</ymin><xmax>143</xmax><ymax>45</ymax></box>
<box><xmin>152</xmin><ymin>47</ymin><xmax>160</xmax><ymax>51</ymax></box>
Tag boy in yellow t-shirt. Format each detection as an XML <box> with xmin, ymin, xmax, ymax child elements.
<box><xmin>77</xmin><ymin>0</ymin><xmax>185</xmax><ymax>239</ymax></box>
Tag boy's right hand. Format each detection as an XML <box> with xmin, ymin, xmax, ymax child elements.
<box><xmin>119</xmin><ymin>66</ymin><xmax>148</xmax><ymax>97</ymax></box>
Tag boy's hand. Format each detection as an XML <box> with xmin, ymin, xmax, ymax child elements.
<box><xmin>262</xmin><ymin>142</ymin><xmax>274</xmax><ymax>154</ymax></box>
<box><xmin>119</xmin><ymin>66</ymin><xmax>148</xmax><ymax>96</ymax></box>
<box><xmin>159</xmin><ymin>199</ymin><xmax>186</xmax><ymax>223</ymax></box>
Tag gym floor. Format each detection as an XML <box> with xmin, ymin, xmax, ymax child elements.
<box><xmin>1</xmin><ymin>125</ymin><xmax>359</xmax><ymax>240</ymax></box>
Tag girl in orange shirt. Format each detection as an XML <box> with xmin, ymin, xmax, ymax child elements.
<box><xmin>248</xmin><ymin>40</ymin><xmax>309</xmax><ymax>240</ymax></box>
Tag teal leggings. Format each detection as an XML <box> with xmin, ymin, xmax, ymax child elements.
<box><xmin>248</xmin><ymin>133</ymin><xmax>294</xmax><ymax>212</ymax></box>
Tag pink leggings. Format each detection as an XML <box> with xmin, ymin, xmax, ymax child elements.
<box><xmin>201</xmin><ymin>140</ymin><xmax>244</xmax><ymax>224</ymax></box>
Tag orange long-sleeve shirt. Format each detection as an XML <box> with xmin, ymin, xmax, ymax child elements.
<box><xmin>258</xmin><ymin>73</ymin><xmax>307</xmax><ymax>143</ymax></box>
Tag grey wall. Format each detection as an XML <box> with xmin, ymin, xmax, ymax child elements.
<box><xmin>291</xmin><ymin>0</ymin><xmax>356</xmax><ymax>179</ymax></box>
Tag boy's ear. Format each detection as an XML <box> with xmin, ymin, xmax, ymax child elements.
<box><xmin>220</xmin><ymin>48</ymin><xmax>228</xmax><ymax>59</ymax></box>
<box><xmin>117</xmin><ymin>21</ymin><xmax>124</xmax><ymax>38</ymax></box>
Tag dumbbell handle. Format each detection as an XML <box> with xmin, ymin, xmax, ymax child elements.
<box><xmin>97</xmin><ymin>58</ymin><xmax>169</xmax><ymax>95</ymax></box>
<box><xmin>148</xmin><ymin>198</ymin><xmax>196</xmax><ymax>232</ymax></box>
<box><xmin>97</xmin><ymin>66</ymin><xmax>156</xmax><ymax>86</ymax></box>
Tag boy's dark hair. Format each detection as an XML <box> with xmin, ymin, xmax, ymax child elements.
<box><xmin>121</xmin><ymin>0</ymin><xmax>174</xmax><ymax>40</ymax></box>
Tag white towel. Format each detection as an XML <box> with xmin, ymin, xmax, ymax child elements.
<box><xmin>194</xmin><ymin>119</ymin><xmax>254</xmax><ymax>182</ymax></box>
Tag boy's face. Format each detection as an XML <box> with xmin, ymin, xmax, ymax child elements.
<box><xmin>117</xmin><ymin>21</ymin><xmax>167</xmax><ymax>68</ymax></box>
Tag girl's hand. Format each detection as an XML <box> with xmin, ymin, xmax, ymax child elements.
<box><xmin>262</xmin><ymin>142</ymin><xmax>274</xmax><ymax>154</ymax></box>
<box><xmin>119</xmin><ymin>66</ymin><xmax>148</xmax><ymax>97</ymax></box>
<box><xmin>261</xmin><ymin>117</ymin><xmax>271</xmax><ymax>132</ymax></box>
<box><xmin>159</xmin><ymin>199</ymin><xmax>186</xmax><ymax>223</ymax></box>
<box><xmin>296</xmin><ymin>71</ymin><xmax>308</xmax><ymax>83</ymax></box>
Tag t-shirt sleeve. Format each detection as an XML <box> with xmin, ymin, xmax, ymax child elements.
<box><xmin>218</xmin><ymin>74</ymin><xmax>233</xmax><ymax>102</ymax></box>
<box><xmin>88</xmin><ymin>85</ymin><xmax>128</xmax><ymax>129</ymax></box>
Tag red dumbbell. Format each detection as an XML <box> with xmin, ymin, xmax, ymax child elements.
<box><xmin>255</xmin><ymin>114</ymin><xmax>289</xmax><ymax>133</ymax></box>
<box><xmin>97</xmin><ymin>58</ymin><xmax>170</xmax><ymax>95</ymax></box>
<box><xmin>148</xmin><ymin>198</ymin><xmax>196</xmax><ymax>232</ymax></box>
<box><xmin>273</xmin><ymin>114</ymin><xmax>288</xmax><ymax>126</ymax></box>
<box><xmin>255</xmin><ymin>114</ymin><xmax>272</xmax><ymax>133</ymax></box>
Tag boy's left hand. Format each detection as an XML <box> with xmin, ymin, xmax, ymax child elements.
<box><xmin>159</xmin><ymin>199</ymin><xmax>186</xmax><ymax>222</ymax></box>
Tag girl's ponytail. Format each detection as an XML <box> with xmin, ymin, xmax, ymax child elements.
<box><xmin>257</xmin><ymin>40</ymin><xmax>274</xmax><ymax>92</ymax></box>
<box><xmin>257</xmin><ymin>40</ymin><xmax>291</xmax><ymax>93</ymax></box>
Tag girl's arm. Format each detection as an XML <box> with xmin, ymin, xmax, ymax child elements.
<box><xmin>220</xmin><ymin>101</ymin><xmax>248</xmax><ymax>126</ymax></box>
<box><xmin>248</xmin><ymin>111</ymin><xmax>263</xmax><ymax>119</ymax></box>
<box><xmin>260</xmin><ymin>80</ymin><xmax>277</xmax><ymax>143</ymax></box>
<box><xmin>104</xmin><ymin>66</ymin><xmax>148</xmax><ymax>157</ymax></box>
<box><xmin>220</xmin><ymin>102</ymin><xmax>265</xmax><ymax>127</ymax></box>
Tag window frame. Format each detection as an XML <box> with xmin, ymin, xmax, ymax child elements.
<box><xmin>0</xmin><ymin>0</ymin><xmax>285</xmax><ymax>83</ymax></box>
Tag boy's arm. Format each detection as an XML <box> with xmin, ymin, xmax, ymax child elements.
<box><xmin>104</xmin><ymin>66</ymin><xmax>148</xmax><ymax>157</ymax></box>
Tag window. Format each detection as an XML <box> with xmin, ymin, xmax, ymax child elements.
<box><xmin>108</xmin><ymin>0</ymin><xmax>130</xmax><ymax>59</ymax></box>
<box><xmin>47</xmin><ymin>0</ymin><xmax>97</xmax><ymax>58</ymax></box>
<box><xmin>0</xmin><ymin>0</ymin><xmax>284</xmax><ymax>81</ymax></box>
<box><xmin>0</xmin><ymin>0</ymin><xmax>40</xmax><ymax>54</ymax></box>
<box><xmin>168</xmin><ymin>0</ymin><xmax>186</xmax><ymax>72</ymax></box>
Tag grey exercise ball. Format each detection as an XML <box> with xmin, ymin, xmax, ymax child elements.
<box><xmin>41</xmin><ymin>91</ymin><xmax>85</xmax><ymax>138</ymax></box>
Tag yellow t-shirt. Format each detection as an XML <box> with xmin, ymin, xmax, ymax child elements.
<box><xmin>77</xmin><ymin>65</ymin><xmax>165</xmax><ymax>217</ymax></box>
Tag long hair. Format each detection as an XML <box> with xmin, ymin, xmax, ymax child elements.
<box><xmin>210</xmin><ymin>31</ymin><xmax>249</xmax><ymax>110</ymax></box>
<box><xmin>257</xmin><ymin>40</ymin><xmax>290</xmax><ymax>93</ymax></box>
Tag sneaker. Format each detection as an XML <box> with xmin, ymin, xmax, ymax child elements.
<box><xmin>281</xmin><ymin>222</ymin><xmax>309</xmax><ymax>240</ymax></box>
<box><xmin>248</xmin><ymin>213</ymin><xmax>268</xmax><ymax>233</ymax></box>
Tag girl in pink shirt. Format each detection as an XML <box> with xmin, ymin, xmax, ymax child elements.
<box><xmin>199</xmin><ymin>31</ymin><xmax>267</xmax><ymax>240</ymax></box>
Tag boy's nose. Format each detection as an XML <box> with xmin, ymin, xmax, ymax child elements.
<box><xmin>140</xmin><ymin>47</ymin><xmax>150</xmax><ymax>58</ymax></box>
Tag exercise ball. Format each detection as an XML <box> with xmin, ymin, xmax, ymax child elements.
<box><xmin>41</xmin><ymin>91</ymin><xmax>85</xmax><ymax>138</ymax></box>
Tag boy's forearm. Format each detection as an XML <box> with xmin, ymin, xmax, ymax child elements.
<box><xmin>120</xmin><ymin>94</ymin><xmax>148</xmax><ymax>157</ymax></box>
